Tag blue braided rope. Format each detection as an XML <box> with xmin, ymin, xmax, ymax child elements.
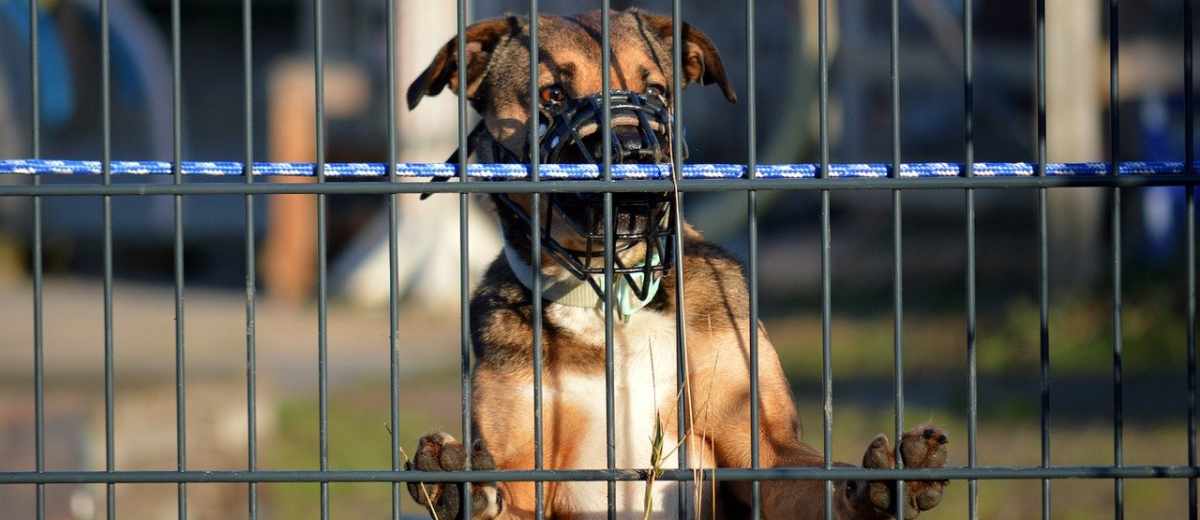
<box><xmin>0</xmin><ymin>158</ymin><xmax>1190</xmax><ymax>179</ymax></box>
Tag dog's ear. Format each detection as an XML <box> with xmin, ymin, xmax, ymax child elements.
<box><xmin>634</xmin><ymin>11</ymin><xmax>736</xmax><ymax>104</ymax></box>
<box><xmin>406</xmin><ymin>16</ymin><xmax>520</xmax><ymax>110</ymax></box>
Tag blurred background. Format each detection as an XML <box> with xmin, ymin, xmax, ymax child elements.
<box><xmin>0</xmin><ymin>0</ymin><xmax>1196</xmax><ymax>518</ymax></box>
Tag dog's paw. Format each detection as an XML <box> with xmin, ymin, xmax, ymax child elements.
<box><xmin>406</xmin><ymin>432</ymin><xmax>504</xmax><ymax>520</ymax></box>
<box><xmin>858</xmin><ymin>425</ymin><xmax>949</xmax><ymax>519</ymax></box>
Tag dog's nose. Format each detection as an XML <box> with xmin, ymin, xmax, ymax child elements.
<box><xmin>578</xmin><ymin>125</ymin><xmax>662</xmax><ymax>164</ymax></box>
<box><xmin>613</xmin><ymin>125</ymin><xmax>644</xmax><ymax>154</ymax></box>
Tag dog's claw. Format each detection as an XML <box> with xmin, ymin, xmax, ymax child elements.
<box><xmin>858</xmin><ymin>425</ymin><xmax>950</xmax><ymax>519</ymax></box>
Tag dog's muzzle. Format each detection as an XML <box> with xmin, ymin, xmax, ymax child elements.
<box><xmin>491</xmin><ymin>90</ymin><xmax>681</xmax><ymax>302</ymax></box>
<box><xmin>538</xmin><ymin>90</ymin><xmax>680</xmax><ymax>164</ymax></box>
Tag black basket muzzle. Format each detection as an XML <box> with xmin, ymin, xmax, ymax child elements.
<box><xmin>539</xmin><ymin>90</ymin><xmax>681</xmax><ymax>164</ymax></box>
<box><xmin>497</xmin><ymin>191</ymin><xmax>674</xmax><ymax>301</ymax></box>
<box><xmin>493</xmin><ymin>90</ymin><xmax>681</xmax><ymax>301</ymax></box>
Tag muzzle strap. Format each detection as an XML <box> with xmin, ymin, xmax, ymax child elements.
<box><xmin>504</xmin><ymin>244</ymin><xmax>661</xmax><ymax>321</ymax></box>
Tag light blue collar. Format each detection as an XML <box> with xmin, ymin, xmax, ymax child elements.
<box><xmin>504</xmin><ymin>245</ymin><xmax>662</xmax><ymax>322</ymax></box>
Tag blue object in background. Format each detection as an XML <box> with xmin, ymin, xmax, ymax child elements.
<box><xmin>1139</xmin><ymin>90</ymin><xmax>1197</xmax><ymax>265</ymax></box>
<box><xmin>1</xmin><ymin>0</ymin><xmax>172</xmax><ymax>157</ymax></box>
<box><xmin>0</xmin><ymin>0</ymin><xmax>75</xmax><ymax>128</ymax></box>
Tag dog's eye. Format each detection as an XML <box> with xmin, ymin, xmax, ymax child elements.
<box><xmin>540</xmin><ymin>85</ymin><xmax>567</xmax><ymax>106</ymax></box>
<box><xmin>646</xmin><ymin>84</ymin><xmax>668</xmax><ymax>99</ymax></box>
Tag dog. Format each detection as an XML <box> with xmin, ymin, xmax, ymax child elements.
<box><xmin>403</xmin><ymin>9</ymin><xmax>949</xmax><ymax>519</ymax></box>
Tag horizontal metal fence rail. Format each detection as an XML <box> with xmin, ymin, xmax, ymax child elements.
<box><xmin>3</xmin><ymin>466</ymin><xmax>1200</xmax><ymax>484</ymax></box>
<box><xmin>0</xmin><ymin>159</ymin><xmax>1194</xmax><ymax>177</ymax></box>
<box><xmin>6</xmin><ymin>0</ymin><xmax>1199</xmax><ymax>518</ymax></box>
<box><xmin>0</xmin><ymin>173</ymin><xmax>1195</xmax><ymax>196</ymax></box>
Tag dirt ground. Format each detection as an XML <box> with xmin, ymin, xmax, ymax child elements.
<box><xmin>0</xmin><ymin>276</ymin><xmax>461</xmax><ymax>520</ymax></box>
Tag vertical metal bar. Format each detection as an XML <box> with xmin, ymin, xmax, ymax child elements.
<box><xmin>1190</xmin><ymin>183</ymin><xmax>1198</xmax><ymax>520</ymax></box>
<box><xmin>1108</xmin><ymin>2</ymin><xmax>1124</xmax><ymax>518</ymax></box>
<box><xmin>889</xmin><ymin>0</ymin><xmax>904</xmax><ymax>517</ymax></box>
<box><xmin>817</xmin><ymin>0</ymin><xmax>832</xmax><ymax>518</ymax></box>
<box><xmin>669</xmin><ymin>0</ymin><xmax>691</xmax><ymax>516</ymax></box>
<box><xmin>1035</xmin><ymin>1</ymin><xmax>1051</xmax><ymax>518</ymax></box>
<box><xmin>528</xmin><ymin>4</ymin><xmax>546</xmax><ymax>520</ymax></box>
<box><xmin>600</xmin><ymin>2</ymin><xmax>616</xmax><ymax>519</ymax></box>
<box><xmin>29</xmin><ymin>0</ymin><xmax>45</xmax><ymax>517</ymax></box>
<box><xmin>745</xmin><ymin>0</ymin><xmax>762</xmax><ymax>517</ymax></box>
<box><xmin>1187</xmin><ymin>2</ymin><xmax>1197</xmax><ymax>518</ymax></box>
<box><xmin>170</xmin><ymin>0</ymin><xmax>187</xmax><ymax>516</ymax></box>
<box><xmin>456</xmin><ymin>0</ymin><xmax>473</xmax><ymax>517</ymax></box>
<box><xmin>100</xmin><ymin>0</ymin><xmax>116</xmax><ymax>515</ymax></box>
<box><xmin>602</xmin><ymin>167</ymin><xmax>616</xmax><ymax>520</ymax></box>
<box><xmin>963</xmin><ymin>1</ymin><xmax>978</xmax><ymax>518</ymax></box>
<box><xmin>242</xmin><ymin>0</ymin><xmax>258</xmax><ymax>518</ymax></box>
<box><xmin>312</xmin><ymin>0</ymin><xmax>329</xmax><ymax>516</ymax></box>
<box><xmin>385</xmin><ymin>0</ymin><xmax>400</xmax><ymax>515</ymax></box>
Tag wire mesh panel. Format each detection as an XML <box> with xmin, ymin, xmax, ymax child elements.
<box><xmin>1</xmin><ymin>0</ymin><xmax>1199</xmax><ymax>519</ymax></box>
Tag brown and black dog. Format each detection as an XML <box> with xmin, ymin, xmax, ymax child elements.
<box><xmin>404</xmin><ymin>9</ymin><xmax>949</xmax><ymax>519</ymax></box>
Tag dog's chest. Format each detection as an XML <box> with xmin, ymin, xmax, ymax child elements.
<box><xmin>547</xmin><ymin>304</ymin><xmax>684</xmax><ymax>518</ymax></box>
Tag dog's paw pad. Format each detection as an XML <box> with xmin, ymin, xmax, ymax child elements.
<box><xmin>900</xmin><ymin>424</ymin><xmax>949</xmax><ymax>513</ymax></box>
<box><xmin>859</xmin><ymin>425</ymin><xmax>951</xmax><ymax>519</ymax></box>
<box><xmin>862</xmin><ymin>434</ymin><xmax>895</xmax><ymax>469</ymax></box>
<box><xmin>912</xmin><ymin>482</ymin><xmax>944</xmax><ymax>511</ymax></box>
<box><xmin>862</xmin><ymin>434</ymin><xmax>896</xmax><ymax>514</ymax></box>
<box><xmin>407</xmin><ymin>433</ymin><xmax>464</xmax><ymax>518</ymax></box>
<box><xmin>900</xmin><ymin>425</ymin><xmax>948</xmax><ymax>469</ymax></box>
<box><xmin>406</xmin><ymin>433</ymin><xmax>504</xmax><ymax>520</ymax></box>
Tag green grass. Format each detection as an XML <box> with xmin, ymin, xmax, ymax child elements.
<box><xmin>260</xmin><ymin>370</ymin><xmax>460</xmax><ymax>518</ymax></box>
<box><xmin>771</xmin><ymin>290</ymin><xmax>1192</xmax><ymax>379</ymax></box>
<box><xmin>803</xmin><ymin>404</ymin><xmax>1193</xmax><ymax>520</ymax></box>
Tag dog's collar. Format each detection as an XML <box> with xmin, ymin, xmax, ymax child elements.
<box><xmin>504</xmin><ymin>244</ymin><xmax>661</xmax><ymax>321</ymax></box>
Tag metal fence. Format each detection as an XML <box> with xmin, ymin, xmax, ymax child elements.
<box><xmin>0</xmin><ymin>0</ymin><xmax>1198</xmax><ymax>519</ymax></box>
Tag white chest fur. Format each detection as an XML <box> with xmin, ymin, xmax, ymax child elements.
<box><xmin>545</xmin><ymin>303</ymin><xmax>688</xmax><ymax>519</ymax></box>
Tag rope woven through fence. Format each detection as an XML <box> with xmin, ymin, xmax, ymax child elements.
<box><xmin>0</xmin><ymin>159</ymin><xmax>1192</xmax><ymax>179</ymax></box>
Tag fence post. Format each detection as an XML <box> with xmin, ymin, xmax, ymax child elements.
<box><xmin>1046</xmin><ymin>0</ymin><xmax>1104</xmax><ymax>289</ymax></box>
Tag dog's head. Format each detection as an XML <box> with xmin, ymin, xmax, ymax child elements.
<box><xmin>407</xmin><ymin>9</ymin><xmax>735</xmax><ymax>295</ymax></box>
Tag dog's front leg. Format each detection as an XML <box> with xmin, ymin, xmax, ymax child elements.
<box><xmin>727</xmin><ymin>426</ymin><xmax>948</xmax><ymax>520</ymax></box>
<box><xmin>702</xmin><ymin>327</ymin><xmax>948</xmax><ymax>519</ymax></box>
